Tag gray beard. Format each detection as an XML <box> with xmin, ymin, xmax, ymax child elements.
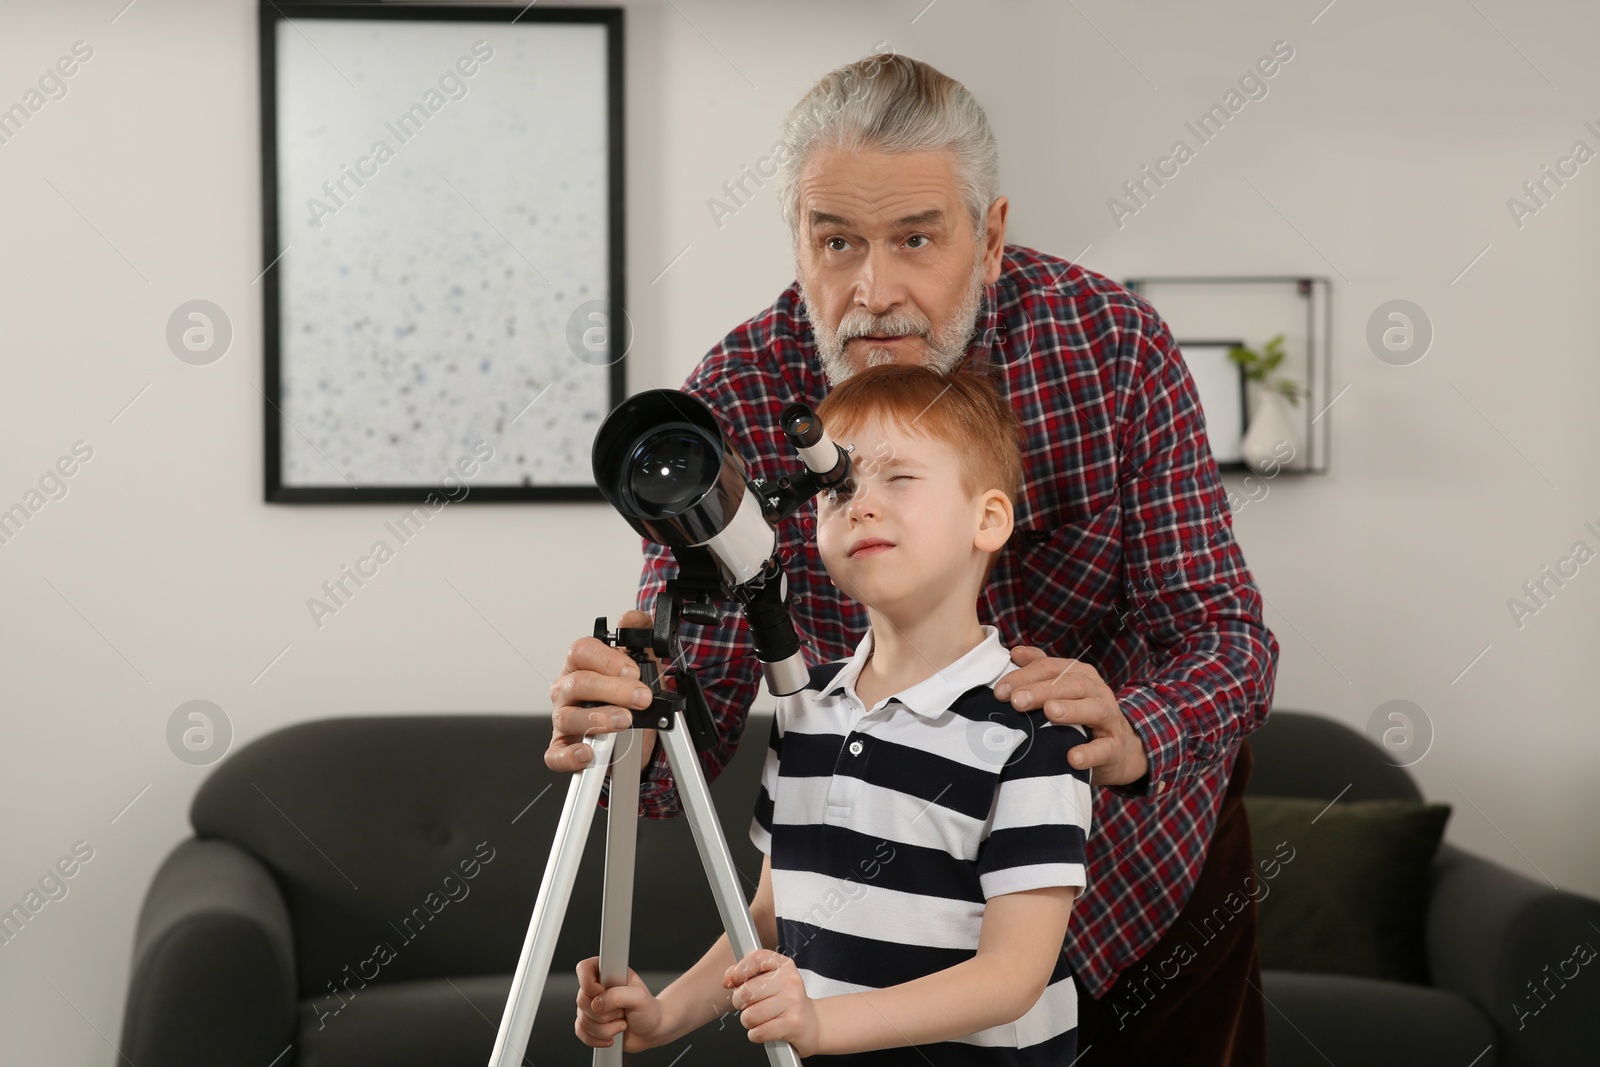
<box><xmin>801</xmin><ymin>251</ymin><xmax>988</xmax><ymax>387</ymax></box>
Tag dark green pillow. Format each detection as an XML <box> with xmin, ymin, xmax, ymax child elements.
<box><xmin>1244</xmin><ymin>796</ymin><xmax>1452</xmax><ymax>984</ymax></box>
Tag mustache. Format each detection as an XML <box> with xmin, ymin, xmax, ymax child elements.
<box><xmin>836</xmin><ymin>310</ymin><xmax>929</xmax><ymax>342</ymax></box>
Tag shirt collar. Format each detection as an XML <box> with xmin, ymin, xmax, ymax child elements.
<box><xmin>819</xmin><ymin>623</ymin><xmax>1016</xmax><ymax>718</ymax></box>
<box><xmin>966</xmin><ymin>280</ymin><xmax>1001</xmax><ymax>362</ymax></box>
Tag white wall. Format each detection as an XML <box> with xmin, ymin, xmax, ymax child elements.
<box><xmin>1</xmin><ymin>0</ymin><xmax>1596</xmax><ymax>1061</ymax></box>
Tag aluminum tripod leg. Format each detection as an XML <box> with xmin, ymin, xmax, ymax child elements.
<box><xmin>488</xmin><ymin>720</ymin><xmax>800</xmax><ymax>1067</ymax></box>
<box><xmin>488</xmin><ymin>730</ymin><xmax>617</xmax><ymax>1067</ymax></box>
<box><xmin>658</xmin><ymin>713</ymin><xmax>802</xmax><ymax>1067</ymax></box>
<box><xmin>592</xmin><ymin>726</ymin><xmax>642</xmax><ymax>1067</ymax></box>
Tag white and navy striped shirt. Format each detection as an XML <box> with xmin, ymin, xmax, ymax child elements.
<box><xmin>750</xmin><ymin>624</ymin><xmax>1093</xmax><ymax>1066</ymax></box>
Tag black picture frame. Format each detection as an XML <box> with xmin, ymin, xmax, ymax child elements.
<box><xmin>260</xmin><ymin>3</ymin><xmax>625</xmax><ymax>503</ymax></box>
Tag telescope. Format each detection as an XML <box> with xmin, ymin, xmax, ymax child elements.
<box><xmin>490</xmin><ymin>390</ymin><xmax>851</xmax><ymax>1067</ymax></box>
<box><xmin>591</xmin><ymin>389</ymin><xmax>852</xmax><ymax>697</ymax></box>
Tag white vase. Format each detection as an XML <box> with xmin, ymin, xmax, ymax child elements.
<box><xmin>1240</xmin><ymin>384</ymin><xmax>1300</xmax><ymax>474</ymax></box>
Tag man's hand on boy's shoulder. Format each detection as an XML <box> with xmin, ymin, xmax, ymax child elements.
<box><xmin>993</xmin><ymin>646</ymin><xmax>1149</xmax><ymax>787</ymax></box>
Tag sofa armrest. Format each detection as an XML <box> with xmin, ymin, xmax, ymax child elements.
<box><xmin>1426</xmin><ymin>842</ymin><xmax>1600</xmax><ymax>1067</ymax></box>
<box><xmin>120</xmin><ymin>838</ymin><xmax>298</xmax><ymax>1067</ymax></box>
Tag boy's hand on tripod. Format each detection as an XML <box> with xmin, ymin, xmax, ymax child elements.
<box><xmin>574</xmin><ymin>956</ymin><xmax>669</xmax><ymax>1052</ymax></box>
<box><xmin>725</xmin><ymin>948</ymin><xmax>821</xmax><ymax>1056</ymax></box>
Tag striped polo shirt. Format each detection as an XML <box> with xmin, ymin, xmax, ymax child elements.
<box><xmin>749</xmin><ymin>623</ymin><xmax>1093</xmax><ymax>1065</ymax></box>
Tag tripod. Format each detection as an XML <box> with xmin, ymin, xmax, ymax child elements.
<box><xmin>489</xmin><ymin>553</ymin><xmax>802</xmax><ymax>1067</ymax></box>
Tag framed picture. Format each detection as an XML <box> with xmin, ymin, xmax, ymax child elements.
<box><xmin>260</xmin><ymin>4</ymin><xmax>625</xmax><ymax>502</ymax></box>
<box><xmin>1176</xmin><ymin>340</ymin><xmax>1247</xmax><ymax>472</ymax></box>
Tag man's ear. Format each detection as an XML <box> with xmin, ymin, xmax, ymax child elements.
<box><xmin>974</xmin><ymin>489</ymin><xmax>1013</xmax><ymax>553</ymax></box>
<box><xmin>982</xmin><ymin>196</ymin><xmax>1009</xmax><ymax>284</ymax></box>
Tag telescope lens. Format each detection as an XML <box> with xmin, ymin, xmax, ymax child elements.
<box><xmin>625</xmin><ymin>428</ymin><xmax>721</xmax><ymax>518</ymax></box>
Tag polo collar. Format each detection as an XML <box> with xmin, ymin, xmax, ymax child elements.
<box><xmin>820</xmin><ymin>623</ymin><xmax>1014</xmax><ymax>718</ymax></box>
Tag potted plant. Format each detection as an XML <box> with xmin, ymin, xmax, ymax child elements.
<box><xmin>1228</xmin><ymin>333</ymin><xmax>1302</xmax><ymax>474</ymax></box>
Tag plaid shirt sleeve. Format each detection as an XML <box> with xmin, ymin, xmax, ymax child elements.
<box><xmin>1105</xmin><ymin>301</ymin><xmax>1280</xmax><ymax>797</ymax></box>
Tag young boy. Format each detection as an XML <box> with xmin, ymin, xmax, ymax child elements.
<box><xmin>575</xmin><ymin>363</ymin><xmax>1093</xmax><ymax>1063</ymax></box>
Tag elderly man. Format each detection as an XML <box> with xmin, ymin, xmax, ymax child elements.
<box><xmin>548</xmin><ymin>53</ymin><xmax>1279</xmax><ymax>1066</ymax></box>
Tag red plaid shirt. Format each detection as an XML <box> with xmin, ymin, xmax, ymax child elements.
<box><xmin>606</xmin><ymin>243</ymin><xmax>1279</xmax><ymax>998</ymax></box>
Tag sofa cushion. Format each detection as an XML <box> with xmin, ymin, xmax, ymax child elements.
<box><xmin>1262</xmin><ymin>970</ymin><xmax>1494</xmax><ymax>1067</ymax></box>
<box><xmin>1246</xmin><ymin>796</ymin><xmax>1450</xmax><ymax>983</ymax></box>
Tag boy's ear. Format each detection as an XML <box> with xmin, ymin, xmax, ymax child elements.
<box><xmin>974</xmin><ymin>489</ymin><xmax>1013</xmax><ymax>553</ymax></box>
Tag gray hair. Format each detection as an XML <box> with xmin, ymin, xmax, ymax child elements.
<box><xmin>776</xmin><ymin>53</ymin><xmax>999</xmax><ymax>246</ymax></box>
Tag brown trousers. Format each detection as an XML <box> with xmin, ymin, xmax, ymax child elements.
<box><xmin>1077</xmin><ymin>741</ymin><xmax>1267</xmax><ymax>1066</ymax></box>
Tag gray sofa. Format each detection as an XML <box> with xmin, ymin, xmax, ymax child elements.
<box><xmin>121</xmin><ymin>710</ymin><xmax>1598</xmax><ymax>1065</ymax></box>
<box><xmin>120</xmin><ymin>713</ymin><xmax>774</xmax><ymax>1067</ymax></box>
<box><xmin>1246</xmin><ymin>711</ymin><xmax>1598</xmax><ymax>1067</ymax></box>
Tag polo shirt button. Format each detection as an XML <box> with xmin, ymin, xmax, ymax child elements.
<box><xmin>848</xmin><ymin>740</ymin><xmax>864</xmax><ymax>756</ymax></box>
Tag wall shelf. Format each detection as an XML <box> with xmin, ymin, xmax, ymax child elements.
<box><xmin>1125</xmin><ymin>276</ymin><xmax>1333</xmax><ymax>475</ymax></box>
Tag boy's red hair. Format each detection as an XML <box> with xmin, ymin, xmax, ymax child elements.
<box><xmin>814</xmin><ymin>363</ymin><xmax>1022</xmax><ymax>579</ymax></box>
